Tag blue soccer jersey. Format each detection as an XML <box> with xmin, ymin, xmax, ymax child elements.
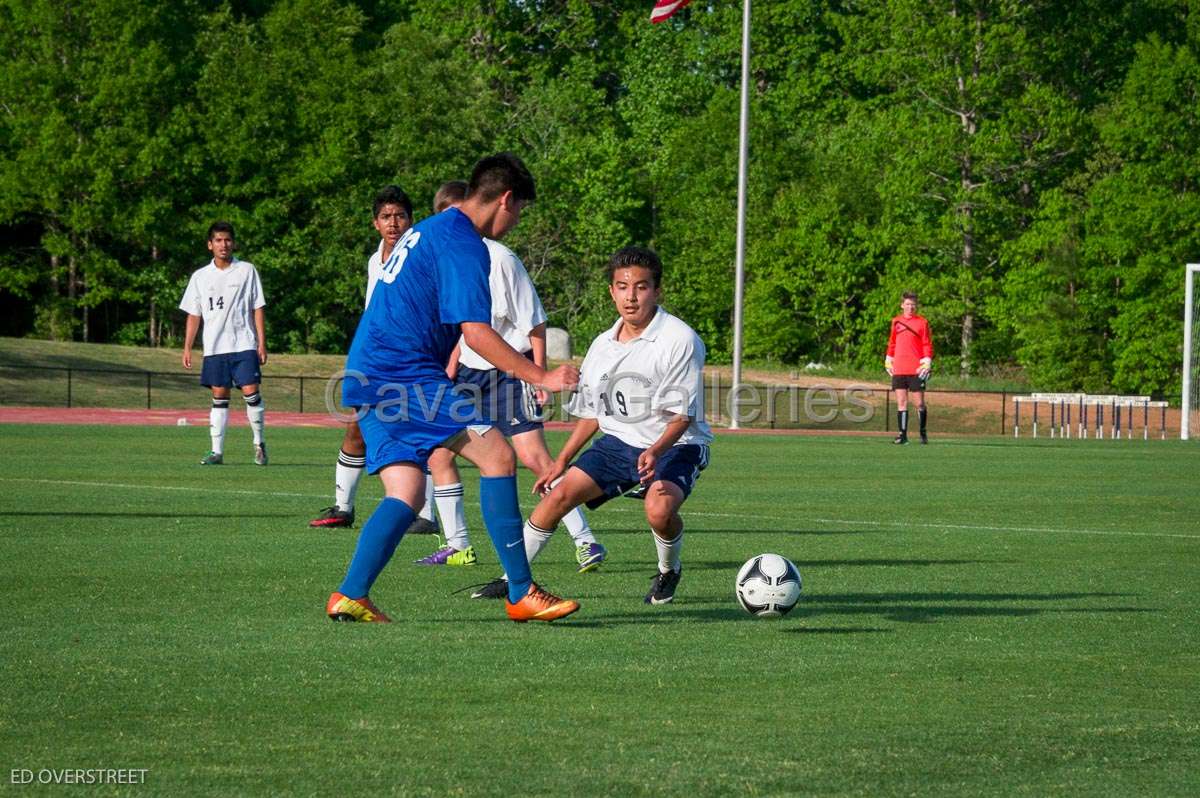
<box><xmin>344</xmin><ymin>208</ymin><xmax>492</xmax><ymax>407</ymax></box>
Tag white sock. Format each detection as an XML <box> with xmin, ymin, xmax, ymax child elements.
<box><xmin>420</xmin><ymin>474</ymin><xmax>437</xmax><ymax>523</ymax></box>
<box><xmin>334</xmin><ymin>449</ymin><xmax>366</xmax><ymax>512</ymax></box>
<box><xmin>244</xmin><ymin>391</ymin><xmax>265</xmax><ymax>445</ymax></box>
<box><xmin>434</xmin><ymin>482</ymin><xmax>469</xmax><ymax>550</ymax></box>
<box><xmin>562</xmin><ymin>507</ymin><xmax>595</xmax><ymax>545</ymax></box>
<box><xmin>524</xmin><ymin>520</ymin><xmax>554</xmax><ymax>564</ymax></box>
<box><xmin>209</xmin><ymin>399</ymin><xmax>229</xmax><ymax>454</ymax></box>
<box><xmin>653</xmin><ymin>528</ymin><xmax>683</xmax><ymax>574</ymax></box>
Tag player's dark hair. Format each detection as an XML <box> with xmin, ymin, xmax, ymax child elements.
<box><xmin>902</xmin><ymin>291</ymin><xmax>918</xmax><ymax>303</ymax></box>
<box><xmin>466</xmin><ymin>153</ymin><xmax>536</xmax><ymax>204</ymax></box>
<box><xmin>433</xmin><ymin>180</ymin><xmax>468</xmax><ymax>213</ymax></box>
<box><xmin>374</xmin><ymin>185</ymin><xmax>413</xmax><ymax>220</ymax></box>
<box><xmin>207</xmin><ymin>221</ymin><xmax>235</xmax><ymax>241</ymax></box>
<box><xmin>607</xmin><ymin>246</ymin><xmax>663</xmax><ymax>288</ymax></box>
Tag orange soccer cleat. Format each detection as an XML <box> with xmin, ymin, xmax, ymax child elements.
<box><xmin>505</xmin><ymin>583</ymin><xmax>580</xmax><ymax>623</ymax></box>
<box><xmin>326</xmin><ymin>591</ymin><xmax>392</xmax><ymax>623</ymax></box>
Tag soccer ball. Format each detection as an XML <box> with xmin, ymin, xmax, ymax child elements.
<box><xmin>735</xmin><ymin>553</ymin><xmax>802</xmax><ymax>617</ymax></box>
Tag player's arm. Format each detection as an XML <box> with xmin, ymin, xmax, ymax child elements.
<box><xmin>460</xmin><ymin>322</ymin><xmax>577</xmax><ymax>392</ymax></box>
<box><xmin>918</xmin><ymin>319</ymin><xmax>932</xmax><ymax>378</ymax></box>
<box><xmin>528</xmin><ymin>323</ymin><xmax>548</xmax><ymax>403</ymax></box>
<box><xmin>885</xmin><ymin>320</ymin><xmax>897</xmax><ymax>375</ymax></box>
<box><xmin>532</xmin><ymin>416</ymin><xmax>599</xmax><ymax>495</ymax></box>
<box><xmin>182</xmin><ymin>314</ymin><xmax>200</xmax><ymax>369</ymax></box>
<box><xmin>254</xmin><ymin>307</ymin><xmax>267</xmax><ymax>365</ymax></box>
<box><xmin>636</xmin><ymin>415</ymin><xmax>692</xmax><ymax>485</ymax></box>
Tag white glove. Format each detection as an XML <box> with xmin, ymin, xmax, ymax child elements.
<box><xmin>918</xmin><ymin>358</ymin><xmax>932</xmax><ymax>380</ymax></box>
<box><xmin>884</xmin><ymin>356</ymin><xmax>894</xmax><ymax>376</ymax></box>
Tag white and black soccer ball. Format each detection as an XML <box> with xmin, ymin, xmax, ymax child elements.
<box><xmin>735</xmin><ymin>553</ymin><xmax>802</xmax><ymax>617</ymax></box>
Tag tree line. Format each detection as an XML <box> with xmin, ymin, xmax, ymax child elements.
<box><xmin>2</xmin><ymin>0</ymin><xmax>1198</xmax><ymax>396</ymax></box>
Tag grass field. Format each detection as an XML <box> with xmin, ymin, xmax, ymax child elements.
<box><xmin>1</xmin><ymin>424</ymin><xmax>1197</xmax><ymax>796</ymax></box>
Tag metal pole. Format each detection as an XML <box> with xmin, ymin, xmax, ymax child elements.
<box><xmin>1183</xmin><ymin>265</ymin><xmax>1198</xmax><ymax>439</ymax></box>
<box><xmin>67</xmin><ymin>368</ymin><xmax>72</xmax><ymax>408</ymax></box>
<box><xmin>146</xmin><ymin>373</ymin><xmax>152</xmax><ymax>410</ymax></box>
<box><xmin>299</xmin><ymin>376</ymin><xmax>305</xmax><ymax>414</ymax></box>
<box><xmin>729</xmin><ymin>0</ymin><xmax>752</xmax><ymax>430</ymax></box>
<box><xmin>1000</xmin><ymin>390</ymin><xmax>1006</xmax><ymax>435</ymax></box>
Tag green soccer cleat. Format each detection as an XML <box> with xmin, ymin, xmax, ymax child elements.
<box><xmin>575</xmin><ymin>542</ymin><xmax>608</xmax><ymax>573</ymax></box>
<box><xmin>200</xmin><ymin>451</ymin><xmax>224</xmax><ymax>465</ymax></box>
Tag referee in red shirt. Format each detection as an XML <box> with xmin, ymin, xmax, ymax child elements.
<box><xmin>885</xmin><ymin>291</ymin><xmax>933</xmax><ymax>444</ymax></box>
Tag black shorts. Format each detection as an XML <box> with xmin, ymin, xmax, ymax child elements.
<box><xmin>201</xmin><ymin>350</ymin><xmax>261</xmax><ymax>388</ymax></box>
<box><xmin>891</xmin><ymin>374</ymin><xmax>927</xmax><ymax>392</ymax></box>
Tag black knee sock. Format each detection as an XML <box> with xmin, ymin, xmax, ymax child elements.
<box><xmin>919</xmin><ymin>407</ymin><xmax>927</xmax><ymax>435</ymax></box>
<box><xmin>897</xmin><ymin>410</ymin><xmax>908</xmax><ymax>437</ymax></box>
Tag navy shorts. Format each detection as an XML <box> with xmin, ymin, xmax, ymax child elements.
<box><xmin>572</xmin><ymin>434</ymin><xmax>710</xmax><ymax>510</ymax></box>
<box><xmin>201</xmin><ymin>350</ymin><xmax>261</xmax><ymax>388</ymax></box>
<box><xmin>891</xmin><ymin>374</ymin><xmax>927</xmax><ymax>392</ymax></box>
<box><xmin>454</xmin><ymin>365</ymin><xmax>543</xmax><ymax>437</ymax></box>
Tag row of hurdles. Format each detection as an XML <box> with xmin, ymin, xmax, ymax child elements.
<box><xmin>1012</xmin><ymin>393</ymin><xmax>1170</xmax><ymax>439</ymax></box>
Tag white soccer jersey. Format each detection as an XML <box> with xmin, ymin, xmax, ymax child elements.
<box><xmin>364</xmin><ymin>239</ymin><xmax>388</xmax><ymax>309</ymax></box>
<box><xmin>457</xmin><ymin>239</ymin><xmax>548</xmax><ymax>370</ymax></box>
<box><xmin>178</xmin><ymin>258</ymin><xmax>265</xmax><ymax>356</ymax></box>
<box><xmin>568</xmin><ymin>307</ymin><xmax>713</xmax><ymax>449</ymax></box>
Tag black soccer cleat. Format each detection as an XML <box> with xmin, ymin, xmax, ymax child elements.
<box><xmin>892</xmin><ymin>435</ymin><xmax>909</xmax><ymax>445</ymax></box>
<box><xmin>405</xmin><ymin>517</ymin><xmax>440</xmax><ymax>535</ymax></box>
<box><xmin>309</xmin><ymin>506</ymin><xmax>355</xmax><ymax>528</ymax></box>
<box><xmin>644</xmin><ymin>568</ymin><xmax>682</xmax><ymax>605</ymax></box>
<box><xmin>920</xmin><ymin>433</ymin><xmax>929</xmax><ymax>444</ymax></box>
<box><xmin>469</xmin><ymin>577</ymin><xmax>509</xmax><ymax>600</ymax></box>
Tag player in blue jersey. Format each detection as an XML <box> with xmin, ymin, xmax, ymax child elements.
<box><xmin>325</xmin><ymin>153</ymin><xmax>581</xmax><ymax>624</ymax></box>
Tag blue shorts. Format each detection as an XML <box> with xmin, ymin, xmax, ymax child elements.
<box><xmin>355</xmin><ymin>379</ymin><xmax>490</xmax><ymax>474</ymax></box>
<box><xmin>572</xmin><ymin>434</ymin><xmax>710</xmax><ymax>510</ymax></box>
<box><xmin>201</xmin><ymin>350</ymin><xmax>261</xmax><ymax>388</ymax></box>
<box><xmin>454</xmin><ymin>364</ymin><xmax>543</xmax><ymax>437</ymax></box>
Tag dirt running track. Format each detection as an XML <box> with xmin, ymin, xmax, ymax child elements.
<box><xmin>0</xmin><ymin>406</ymin><xmax>895</xmax><ymax>436</ymax></box>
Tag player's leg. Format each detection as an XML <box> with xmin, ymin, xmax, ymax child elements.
<box><xmin>240</xmin><ymin>381</ymin><xmax>267</xmax><ymax>465</ymax></box>
<box><xmin>230</xmin><ymin>349</ymin><xmax>266</xmax><ymax>464</ymax></box>
<box><xmin>469</xmin><ymin>466</ymin><xmax>605</xmax><ymax>600</ymax></box>
<box><xmin>415</xmin><ymin>447</ymin><xmax>475</xmax><ymax>565</ymax></box>
<box><xmin>642</xmin><ymin>481</ymin><xmax>686</xmax><ymax>604</ymax></box>
<box><xmin>511</xmin><ymin>428</ymin><xmax>604</xmax><ymax>572</ymax></box>
<box><xmin>449</xmin><ymin>427</ymin><xmax>578</xmax><ymax>621</ymax></box>
<box><xmin>527</xmin><ymin>465</ymin><xmax>606</xmax><ymax>564</ymax></box>
<box><xmin>641</xmin><ymin>443</ymin><xmax>707</xmax><ymax>605</ymax></box>
<box><xmin>310</xmin><ymin>421</ymin><xmax>366</xmax><ymax>528</ymax></box>
<box><xmin>407</xmin><ymin>473</ymin><xmax>440</xmax><ymax>534</ymax></box>
<box><xmin>893</xmin><ymin>385</ymin><xmax>910</xmax><ymax>444</ymax></box>
<box><xmin>200</xmin><ymin>355</ymin><xmax>230</xmax><ymax>464</ymax></box>
<box><xmin>327</xmin><ymin>461</ymin><xmax>426</xmax><ymax>623</ymax></box>
<box><xmin>914</xmin><ymin>388</ymin><xmax>928</xmax><ymax>443</ymax></box>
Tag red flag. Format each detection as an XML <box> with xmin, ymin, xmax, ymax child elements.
<box><xmin>651</xmin><ymin>0</ymin><xmax>692</xmax><ymax>23</ymax></box>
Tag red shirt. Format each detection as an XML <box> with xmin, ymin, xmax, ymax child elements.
<box><xmin>886</xmin><ymin>314</ymin><xmax>933</xmax><ymax>375</ymax></box>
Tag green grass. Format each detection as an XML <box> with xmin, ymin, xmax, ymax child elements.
<box><xmin>0</xmin><ymin>425</ymin><xmax>1197</xmax><ymax>796</ymax></box>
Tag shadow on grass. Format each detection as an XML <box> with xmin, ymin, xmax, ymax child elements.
<box><xmin>595</xmin><ymin>527</ymin><xmax>889</xmax><ymax>537</ymax></box>
<box><xmin>2</xmin><ymin>511</ymin><xmax>294</xmax><ymax>519</ymax></box>
<box><xmin>575</xmin><ymin>559</ymin><xmax>1001</xmax><ymax>576</ymax></box>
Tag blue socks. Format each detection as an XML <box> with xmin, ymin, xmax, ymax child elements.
<box><xmin>479</xmin><ymin>475</ymin><xmax>532</xmax><ymax>603</ymax></box>
<box><xmin>338</xmin><ymin>496</ymin><xmax>415</xmax><ymax>598</ymax></box>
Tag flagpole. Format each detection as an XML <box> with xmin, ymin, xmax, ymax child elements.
<box><xmin>729</xmin><ymin>0</ymin><xmax>751</xmax><ymax>429</ymax></box>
